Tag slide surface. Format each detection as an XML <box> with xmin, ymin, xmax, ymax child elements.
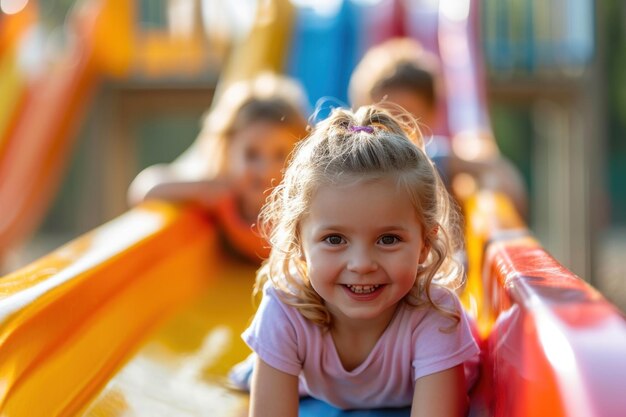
<box><xmin>82</xmin><ymin>246</ymin><xmax>257</xmax><ymax>417</ymax></box>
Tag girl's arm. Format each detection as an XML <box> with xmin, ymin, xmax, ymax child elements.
<box><xmin>127</xmin><ymin>164</ymin><xmax>231</xmax><ymax>209</ymax></box>
<box><xmin>410</xmin><ymin>364</ymin><xmax>468</xmax><ymax>417</ymax></box>
<box><xmin>249</xmin><ymin>356</ymin><xmax>299</xmax><ymax>417</ymax></box>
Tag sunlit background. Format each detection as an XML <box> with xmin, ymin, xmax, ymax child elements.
<box><xmin>1</xmin><ymin>0</ymin><xmax>624</xmax><ymax>310</ymax></box>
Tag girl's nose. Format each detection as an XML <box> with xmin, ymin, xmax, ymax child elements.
<box><xmin>347</xmin><ymin>245</ymin><xmax>378</xmax><ymax>274</ymax></box>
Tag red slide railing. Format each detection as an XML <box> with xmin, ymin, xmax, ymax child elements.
<box><xmin>462</xmin><ymin>191</ymin><xmax>626</xmax><ymax>416</ymax></box>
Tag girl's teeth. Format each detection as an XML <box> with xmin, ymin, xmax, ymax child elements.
<box><xmin>346</xmin><ymin>284</ymin><xmax>380</xmax><ymax>294</ymax></box>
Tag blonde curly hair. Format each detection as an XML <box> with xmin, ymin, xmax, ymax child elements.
<box><xmin>255</xmin><ymin>105</ymin><xmax>463</xmax><ymax>329</ymax></box>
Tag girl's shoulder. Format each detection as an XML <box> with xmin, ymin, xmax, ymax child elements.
<box><xmin>259</xmin><ymin>282</ymin><xmax>306</xmax><ymax>321</ymax></box>
<box><xmin>407</xmin><ymin>283</ymin><xmax>460</xmax><ymax>311</ymax></box>
<box><xmin>260</xmin><ymin>275</ymin><xmax>309</xmax><ymax>302</ymax></box>
<box><xmin>248</xmin><ymin>283</ymin><xmax>301</xmax><ymax>336</ymax></box>
<box><xmin>260</xmin><ymin>280</ymin><xmax>292</xmax><ymax>299</ymax></box>
<box><xmin>425</xmin><ymin>284</ymin><xmax>461</xmax><ymax>309</ymax></box>
<box><xmin>253</xmin><ymin>282</ymin><xmax>320</xmax><ymax>346</ymax></box>
<box><xmin>400</xmin><ymin>284</ymin><xmax>464</xmax><ymax>329</ymax></box>
<box><xmin>259</xmin><ymin>281</ymin><xmax>286</xmax><ymax>305</ymax></box>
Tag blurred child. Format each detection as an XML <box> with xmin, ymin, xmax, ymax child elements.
<box><xmin>349</xmin><ymin>37</ymin><xmax>442</xmax><ymax>130</ymax></box>
<box><xmin>128</xmin><ymin>73</ymin><xmax>309</xmax><ymax>261</ymax></box>
<box><xmin>349</xmin><ymin>37</ymin><xmax>528</xmax><ymax>218</ymax></box>
<box><xmin>239</xmin><ymin>106</ymin><xmax>480</xmax><ymax>416</ymax></box>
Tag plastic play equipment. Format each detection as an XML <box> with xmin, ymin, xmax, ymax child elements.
<box><xmin>0</xmin><ymin>0</ymin><xmax>132</xmax><ymax>262</ymax></box>
<box><xmin>1</xmin><ymin>0</ymin><xmax>626</xmax><ymax>416</ymax></box>
<box><xmin>0</xmin><ymin>0</ymin><xmax>217</xmax><ymax>263</ymax></box>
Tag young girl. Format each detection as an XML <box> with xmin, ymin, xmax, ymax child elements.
<box><xmin>127</xmin><ymin>73</ymin><xmax>309</xmax><ymax>261</ymax></box>
<box><xmin>239</xmin><ymin>106</ymin><xmax>480</xmax><ymax>416</ymax></box>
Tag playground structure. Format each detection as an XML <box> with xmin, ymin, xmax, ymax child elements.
<box><xmin>1</xmin><ymin>0</ymin><xmax>625</xmax><ymax>416</ymax></box>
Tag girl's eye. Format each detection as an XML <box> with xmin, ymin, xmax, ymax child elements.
<box><xmin>244</xmin><ymin>148</ymin><xmax>260</xmax><ymax>163</ymax></box>
<box><xmin>379</xmin><ymin>235</ymin><xmax>400</xmax><ymax>245</ymax></box>
<box><xmin>324</xmin><ymin>235</ymin><xmax>345</xmax><ymax>245</ymax></box>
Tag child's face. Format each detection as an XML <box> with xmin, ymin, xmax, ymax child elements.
<box><xmin>300</xmin><ymin>176</ymin><xmax>429</xmax><ymax>327</ymax></box>
<box><xmin>374</xmin><ymin>87</ymin><xmax>435</xmax><ymax>128</ymax></box>
<box><xmin>227</xmin><ymin>120</ymin><xmax>298</xmax><ymax>221</ymax></box>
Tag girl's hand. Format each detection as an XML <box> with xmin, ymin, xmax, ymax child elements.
<box><xmin>249</xmin><ymin>356</ymin><xmax>299</xmax><ymax>417</ymax></box>
<box><xmin>127</xmin><ymin>164</ymin><xmax>174</xmax><ymax>206</ymax></box>
<box><xmin>127</xmin><ymin>163</ymin><xmax>234</xmax><ymax>210</ymax></box>
<box><xmin>411</xmin><ymin>365</ymin><xmax>468</xmax><ymax>417</ymax></box>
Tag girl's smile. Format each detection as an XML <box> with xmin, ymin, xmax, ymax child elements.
<box><xmin>300</xmin><ymin>176</ymin><xmax>430</xmax><ymax>329</ymax></box>
<box><xmin>341</xmin><ymin>283</ymin><xmax>385</xmax><ymax>301</ymax></box>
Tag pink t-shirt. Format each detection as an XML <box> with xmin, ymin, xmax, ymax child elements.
<box><xmin>242</xmin><ymin>284</ymin><xmax>480</xmax><ymax>410</ymax></box>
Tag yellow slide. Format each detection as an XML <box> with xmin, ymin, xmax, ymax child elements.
<box><xmin>0</xmin><ymin>202</ymin><xmax>253</xmax><ymax>416</ymax></box>
<box><xmin>1</xmin><ymin>2</ymin><xmax>292</xmax><ymax>413</ymax></box>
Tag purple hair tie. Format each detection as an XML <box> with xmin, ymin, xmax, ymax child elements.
<box><xmin>349</xmin><ymin>125</ymin><xmax>374</xmax><ymax>134</ymax></box>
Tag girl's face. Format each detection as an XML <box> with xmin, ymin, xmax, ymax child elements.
<box><xmin>300</xmin><ymin>176</ymin><xmax>430</xmax><ymax>328</ymax></box>
<box><xmin>227</xmin><ymin>120</ymin><xmax>299</xmax><ymax>222</ymax></box>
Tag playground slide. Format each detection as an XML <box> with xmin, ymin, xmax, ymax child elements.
<box><xmin>1</xmin><ymin>195</ymin><xmax>624</xmax><ymax>416</ymax></box>
<box><xmin>214</xmin><ymin>0</ymin><xmax>295</xmax><ymax>100</ymax></box>
<box><xmin>0</xmin><ymin>3</ymin><xmax>35</xmax><ymax>157</ymax></box>
<box><xmin>0</xmin><ymin>200</ymin><xmax>420</xmax><ymax>417</ymax></box>
<box><xmin>1</xmin><ymin>1</ymin><xmax>626</xmax><ymax>417</ymax></box>
<box><xmin>0</xmin><ymin>0</ymin><xmax>131</xmax><ymax>259</ymax></box>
